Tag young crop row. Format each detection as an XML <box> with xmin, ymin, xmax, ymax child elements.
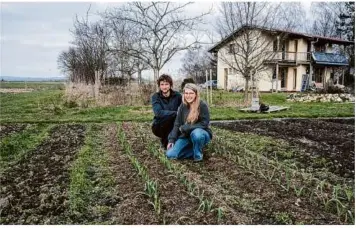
<box><xmin>131</xmin><ymin>122</ymin><xmax>242</xmax><ymax>223</ymax></box>
<box><xmin>210</xmin><ymin>127</ymin><xmax>354</xmax><ymax>224</ymax></box>
<box><xmin>68</xmin><ymin>124</ymin><xmax>118</xmax><ymax>224</ymax></box>
<box><xmin>117</xmin><ymin>122</ymin><xmax>162</xmax><ymax>217</ymax></box>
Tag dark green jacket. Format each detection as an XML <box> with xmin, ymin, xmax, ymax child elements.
<box><xmin>168</xmin><ymin>100</ymin><xmax>213</xmax><ymax>143</ymax></box>
<box><xmin>151</xmin><ymin>90</ymin><xmax>182</xmax><ymax>126</ymax></box>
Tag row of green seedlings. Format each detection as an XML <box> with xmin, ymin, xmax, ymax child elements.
<box><xmin>68</xmin><ymin>124</ymin><xmax>117</xmax><ymax>223</ymax></box>
<box><xmin>209</xmin><ymin>127</ymin><xmax>354</xmax><ymax>224</ymax></box>
<box><xmin>117</xmin><ymin>123</ymin><xmax>161</xmax><ymax>216</ymax></box>
<box><xmin>131</xmin><ymin>123</ymin><xmax>224</xmax><ymax>223</ymax></box>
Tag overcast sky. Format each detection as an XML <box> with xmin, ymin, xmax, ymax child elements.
<box><xmin>0</xmin><ymin>1</ymin><xmax>311</xmax><ymax>80</ymax></box>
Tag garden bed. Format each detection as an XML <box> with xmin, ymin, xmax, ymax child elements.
<box><xmin>0</xmin><ymin>119</ymin><xmax>354</xmax><ymax>224</ymax></box>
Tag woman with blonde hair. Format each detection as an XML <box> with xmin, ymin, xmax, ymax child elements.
<box><xmin>166</xmin><ymin>83</ymin><xmax>212</xmax><ymax>162</ymax></box>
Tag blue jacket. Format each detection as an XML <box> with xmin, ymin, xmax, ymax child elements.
<box><xmin>168</xmin><ymin>100</ymin><xmax>213</xmax><ymax>143</ymax></box>
<box><xmin>151</xmin><ymin>89</ymin><xmax>182</xmax><ymax>126</ymax></box>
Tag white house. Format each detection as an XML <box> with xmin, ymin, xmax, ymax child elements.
<box><xmin>208</xmin><ymin>26</ymin><xmax>354</xmax><ymax>92</ymax></box>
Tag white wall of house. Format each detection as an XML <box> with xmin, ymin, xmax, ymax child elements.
<box><xmin>214</xmin><ymin>29</ymin><xmax>347</xmax><ymax>92</ymax></box>
<box><xmin>255</xmin><ymin>68</ymin><xmax>272</xmax><ymax>92</ymax></box>
<box><xmin>216</xmin><ymin>29</ymin><xmax>276</xmax><ymax>90</ymax></box>
<box><xmin>298</xmin><ymin>39</ymin><xmax>308</xmax><ymax>52</ymax></box>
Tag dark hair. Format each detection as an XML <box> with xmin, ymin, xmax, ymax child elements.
<box><xmin>181</xmin><ymin>78</ymin><xmax>195</xmax><ymax>91</ymax></box>
<box><xmin>157</xmin><ymin>74</ymin><xmax>173</xmax><ymax>87</ymax></box>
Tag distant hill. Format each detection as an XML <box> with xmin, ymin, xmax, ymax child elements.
<box><xmin>0</xmin><ymin>76</ymin><xmax>66</xmax><ymax>82</ymax></box>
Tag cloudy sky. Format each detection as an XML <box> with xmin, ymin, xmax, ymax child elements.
<box><xmin>0</xmin><ymin>1</ymin><xmax>219</xmax><ymax>80</ymax></box>
<box><xmin>0</xmin><ymin>1</ymin><xmax>310</xmax><ymax>80</ymax></box>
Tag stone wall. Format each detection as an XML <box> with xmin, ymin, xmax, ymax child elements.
<box><xmin>287</xmin><ymin>93</ymin><xmax>355</xmax><ymax>103</ymax></box>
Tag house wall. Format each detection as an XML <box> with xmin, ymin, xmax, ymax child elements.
<box><xmin>298</xmin><ymin>39</ymin><xmax>308</xmax><ymax>53</ymax></box>
<box><xmin>257</xmin><ymin>68</ymin><xmax>274</xmax><ymax>91</ymax></box>
<box><xmin>216</xmin><ymin>29</ymin><xmax>275</xmax><ymax>90</ymax></box>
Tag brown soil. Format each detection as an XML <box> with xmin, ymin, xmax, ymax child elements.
<box><xmin>1</xmin><ymin>119</ymin><xmax>353</xmax><ymax>225</ymax></box>
<box><xmin>212</xmin><ymin>118</ymin><xmax>355</xmax><ymax>179</ymax></box>
<box><xmin>181</xmin><ymin>155</ymin><xmax>340</xmax><ymax>225</ymax></box>
<box><xmin>0</xmin><ymin>124</ymin><xmax>28</xmax><ymax>140</ymax></box>
<box><xmin>122</xmin><ymin>122</ymin><xmax>225</xmax><ymax>224</ymax></box>
<box><xmin>138</xmin><ymin>122</ymin><xmax>341</xmax><ymax>225</ymax></box>
<box><xmin>0</xmin><ymin>124</ymin><xmax>86</xmax><ymax>224</ymax></box>
<box><xmin>103</xmin><ymin>123</ymin><xmax>159</xmax><ymax>224</ymax></box>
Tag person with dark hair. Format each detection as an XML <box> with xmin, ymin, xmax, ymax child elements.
<box><xmin>181</xmin><ymin>78</ymin><xmax>195</xmax><ymax>91</ymax></box>
<box><xmin>151</xmin><ymin>74</ymin><xmax>182</xmax><ymax>148</ymax></box>
<box><xmin>166</xmin><ymin>83</ymin><xmax>212</xmax><ymax>162</ymax></box>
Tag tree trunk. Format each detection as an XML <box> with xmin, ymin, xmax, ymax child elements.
<box><xmin>138</xmin><ymin>69</ymin><xmax>142</xmax><ymax>85</ymax></box>
<box><xmin>244</xmin><ymin>78</ymin><xmax>250</xmax><ymax>103</ymax></box>
<box><xmin>153</xmin><ymin>67</ymin><xmax>159</xmax><ymax>91</ymax></box>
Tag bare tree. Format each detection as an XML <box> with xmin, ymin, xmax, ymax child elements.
<box><xmin>103</xmin><ymin>10</ymin><xmax>149</xmax><ymax>84</ymax></box>
<box><xmin>180</xmin><ymin>45</ymin><xmax>216</xmax><ymax>83</ymax></box>
<box><xmin>58</xmin><ymin>4</ymin><xmax>111</xmax><ymax>85</ymax></box>
<box><xmin>71</xmin><ymin>14</ymin><xmax>110</xmax><ymax>84</ymax></box>
<box><xmin>214</xmin><ymin>2</ymin><xmax>306</xmax><ymax>101</ymax></box>
<box><xmin>309</xmin><ymin>2</ymin><xmax>343</xmax><ymax>37</ymax></box>
<box><xmin>104</xmin><ymin>2</ymin><xmax>210</xmax><ymax>90</ymax></box>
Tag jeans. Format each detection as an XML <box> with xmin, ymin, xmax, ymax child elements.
<box><xmin>166</xmin><ymin>128</ymin><xmax>211</xmax><ymax>161</ymax></box>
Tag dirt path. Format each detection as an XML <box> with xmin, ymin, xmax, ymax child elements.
<box><xmin>0</xmin><ymin>124</ymin><xmax>86</xmax><ymax>224</ymax></box>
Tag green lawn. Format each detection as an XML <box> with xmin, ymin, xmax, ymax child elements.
<box><xmin>0</xmin><ymin>81</ymin><xmax>65</xmax><ymax>90</ymax></box>
<box><xmin>0</xmin><ymin>89</ymin><xmax>354</xmax><ymax>123</ymax></box>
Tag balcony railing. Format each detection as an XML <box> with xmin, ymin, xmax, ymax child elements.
<box><xmin>269</xmin><ymin>52</ymin><xmax>311</xmax><ymax>62</ymax></box>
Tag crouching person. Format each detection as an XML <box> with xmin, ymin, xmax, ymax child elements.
<box><xmin>166</xmin><ymin>83</ymin><xmax>212</xmax><ymax>162</ymax></box>
<box><xmin>151</xmin><ymin>74</ymin><xmax>182</xmax><ymax>148</ymax></box>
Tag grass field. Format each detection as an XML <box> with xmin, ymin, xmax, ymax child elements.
<box><xmin>0</xmin><ymin>84</ymin><xmax>354</xmax><ymax>123</ymax></box>
<box><xmin>0</xmin><ymin>81</ymin><xmax>65</xmax><ymax>90</ymax></box>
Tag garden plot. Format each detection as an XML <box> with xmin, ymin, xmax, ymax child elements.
<box><xmin>211</xmin><ymin>118</ymin><xmax>354</xmax><ymax>224</ymax></box>
<box><xmin>0</xmin><ymin>119</ymin><xmax>354</xmax><ymax>225</ymax></box>
<box><xmin>135</xmin><ymin>122</ymin><xmax>344</xmax><ymax>225</ymax></box>
<box><xmin>0</xmin><ymin>124</ymin><xmax>86</xmax><ymax>224</ymax></box>
<box><xmin>212</xmin><ymin>118</ymin><xmax>355</xmax><ymax>179</ymax></box>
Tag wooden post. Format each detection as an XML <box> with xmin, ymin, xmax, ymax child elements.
<box><xmin>324</xmin><ymin>67</ymin><xmax>327</xmax><ymax>88</ymax></box>
<box><xmin>342</xmin><ymin>68</ymin><xmax>345</xmax><ymax>85</ymax></box>
<box><xmin>209</xmin><ymin>69</ymin><xmax>213</xmax><ymax>105</ymax></box>
<box><xmin>205</xmin><ymin>70</ymin><xmax>209</xmax><ymax>105</ymax></box>
<box><xmin>276</xmin><ymin>63</ymin><xmax>279</xmax><ymax>92</ymax></box>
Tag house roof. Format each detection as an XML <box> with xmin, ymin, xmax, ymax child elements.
<box><xmin>208</xmin><ymin>25</ymin><xmax>355</xmax><ymax>53</ymax></box>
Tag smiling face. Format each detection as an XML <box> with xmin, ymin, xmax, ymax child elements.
<box><xmin>159</xmin><ymin>80</ymin><xmax>171</xmax><ymax>97</ymax></box>
<box><xmin>184</xmin><ymin>88</ymin><xmax>196</xmax><ymax>104</ymax></box>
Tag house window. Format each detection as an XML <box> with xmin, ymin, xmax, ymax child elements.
<box><xmin>314</xmin><ymin>45</ymin><xmax>326</xmax><ymax>52</ymax></box>
<box><xmin>273</xmin><ymin>40</ymin><xmax>278</xmax><ymax>51</ymax></box>
<box><xmin>228</xmin><ymin>44</ymin><xmax>235</xmax><ymax>54</ymax></box>
<box><xmin>281</xmin><ymin>68</ymin><xmax>287</xmax><ymax>88</ymax></box>
<box><xmin>272</xmin><ymin>67</ymin><xmax>277</xmax><ymax>79</ymax></box>
<box><xmin>315</xmin><ymin>68</ymin><xmax>323</xmax><ymax>83</ymax></box>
